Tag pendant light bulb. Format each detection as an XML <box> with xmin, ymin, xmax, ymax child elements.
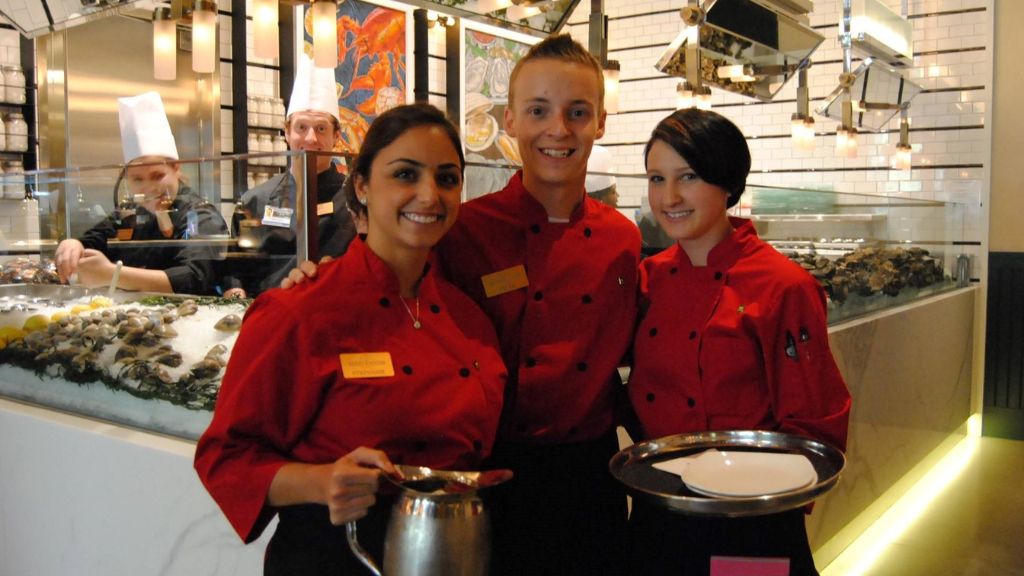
<box><xmin>253</xmin><ymin>0</ymin><xmax>279</xmax><ymax>60</ymax></box>
<box><xmin>191</xmin><ymin>1</ymin><xmax>217</xmax><ymax>74</ymax></box>
<box><xmin>603</xmin><ymin>61</ymin><xmax>620</xmax><ymax>115</ymax></box>
<box><xmin>153</xmin><ymin>8</ymin><xmax>176</xmax><ymax>81</ymax></box>
<box><xmin>312</xmin><ymin>0</ymin><xmax>339</xmax><ymax>68</ymax></box>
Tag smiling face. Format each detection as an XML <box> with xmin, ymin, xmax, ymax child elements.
<box><xmin>285</xmin><ymin>110</ymin><xmax>340</xmax><ymax>172</ymax></box>
<box><xmin>355</xmin><ymin>125</ymin><xmax>463</xmax><ymax>262</ymax></box>
<box><xmin>646</xmin><ymin>139</ymin><xmax>734</xmax><ymax>261</ymax></box>
<box><xmin>125</xmin><ymin>157</ymin><xmax>180</xmax><ymax>212</ymax></box>
<box><xmin>504</xmin><ymin>58</ymin><xmax>606</xmax><ymax>198</ymax></box>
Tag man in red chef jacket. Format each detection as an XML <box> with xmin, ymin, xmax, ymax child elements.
<box><xmin>435</xmin><ymin>34</ymin><xmax>639</xmax><ymax>575</ymax></box>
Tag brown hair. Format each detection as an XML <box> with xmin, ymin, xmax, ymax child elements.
<box><xmin>508</xmin><ymin>34</ymin><xmax>605</xmax><ymax>112</ymax></box>
<box><xmin>644</xmin><ymin>109</ymin><xmax>751</xmax><ymax>209</ymax></box>
<box><xmin>345</xmin><ymin>103</ymin><xmax>465</xmax><ymax>219</ymax></box>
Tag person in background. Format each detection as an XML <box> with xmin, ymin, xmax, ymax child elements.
<box><xmin>585</xmin><ymin>144</ymin><xmax>619</xmax><ymax>208</ymax></box>
<box><xmin>281</xmin><ymin>34</ymin><xmax>640</xmax><ymax>576</ymax></box>
<box><xmin>222</xmin><ymin>55</ymin><xmax>355</xmax><ymax>298</ymax></box>
<box><xmin>626</xmin><ymin>108</ymin><xmax>852</xmax><ymax>575</ymax></box>
<box><xmin>194</xmin><ymin>103</ymin><xmax>506</xmax><ymax>574</ymax></box>
<box><xmin>54</xmin><ymin>91</ymin><xmax>227</xmax><ymax>294</ymax></box>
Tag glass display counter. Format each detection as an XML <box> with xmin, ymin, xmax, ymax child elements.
<box><xmin>621</xmin><ymin>175</ymin><xmax>968</xmax><ymax>325</ymax></box>
<box><xmin>0</xmin><ymin>151</ymin><xmax>342</xmax><ymax>439</ymax></box>
<box><xmin>0</xmin><ymin>154</ymin><xmax>971</xmax><ymax>438</ymax></box>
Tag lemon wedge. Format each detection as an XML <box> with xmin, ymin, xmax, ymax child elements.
<box><xmin>22</xmin><ymin>314</ymin><xmax>49</xmax><ymax>332</ymax></box>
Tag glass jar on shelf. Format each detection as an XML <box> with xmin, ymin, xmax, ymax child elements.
<box><xmin>247</xmin><ymin>95</ymin><xmax>260</xmax><ymax>127</ymax></box>
<box><xmin>273</xmin><ymin>97</ymin><xmax>286</xmax><ymax>127</ymax></box>
<box><xmin>4</xmin><ymin>160</ymin><xmax>25</xmax><ymax>199</ymax></box>
<box><xmin>258</xmin><ymin>96</ymin><xmax>274</xmax><ymax>128</ymax></box>
<box><xmin>257</xmin><ymin>133</ymin><xmax>274</xmax><ymax>165</ymax></box>
<box><xmin>3</xmin><ymin>66</ymin><xmax>26</xmax><ymax>105</ymax></box>
<box><xmin>272</xmin><ymin>134</ymin><xmax>287</xmax><ymax>167</ymax></box>
<box><xmin>247</xmin><ymin>131</ymin><xmax>260</xmax><ymax>165</ymax></box>
<box><xmin>6</xmin><ymin>112</ymin><xmax>28</xmax><ymax>152</ymax></box>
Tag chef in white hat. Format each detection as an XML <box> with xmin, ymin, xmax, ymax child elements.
<box><xmin>585</xmin><ymin>145</ymin><xmax>619</xmax><ymax>208</ymax></box>
<box><xmin>224</xmin><ymin>55</ymin><xmax>355</xmax><ymax>298</ymax></box>
<box><xmin>54</xmin><ymin>91</ymin><xmax>228</xmax><ymax>294</ymax></box>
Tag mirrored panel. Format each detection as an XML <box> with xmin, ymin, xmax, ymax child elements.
<box><xmin>817</xmin><ymin>58</ymin><xmax>922</xmax><ymax>131</ymax></box>
<box><xmin>399</xmin><ymin>0</ymin><xmax>579</xmax><ymax>37</ymax></box>
<box><xmin>0</xmin><ymin>0</ymin><xmax>150</xmax><ymax>38</ymax></box>
<box><xmin>655</xmin><ymin>0</ymin><xmax>824</xmax><ymax>102</ymax></box>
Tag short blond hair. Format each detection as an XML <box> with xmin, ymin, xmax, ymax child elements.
<box><xmin>508</xmin><ymin>34</ymin><xmax>605</xmax><ymax>113</ymax></box>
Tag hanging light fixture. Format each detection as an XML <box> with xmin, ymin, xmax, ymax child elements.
<box><xmin>191</xmin><ymin>0</ymin><xmax>217</xmax><ymax>74</ymax></box>
<box><xmin>791</xmin><ymin>65</ymin><xmax>815</xmax><ymax>150</ymax></box>
<box><xmin>311</xmin><ymin>0</ymin><xmax>339</xmax><ymax>68</ymax></box>
<box><xmin>893</xmin><ymin>112</ymin><xmax>912</xmax><ymax>170</ymax></box>
<box><xmin>603</xmin><ymin>60</ymin><xmax>620</xmax><ymax>114</ymax></box>
<box><xmin>676</xmin><ymin>81</ymin><xmax>694</xmax><ymax>109</ymax></box>
<box><xmin>680</xmin><ymin>1</ymin><xmax>703</xmax><ymax>46</ymax></box>
<box><xmin>152</xmin><ymin>7</ymin><xmax>176</xmax><ymax>81</ymax></box>
<box><xmin>252</xmin><ymin>0</ymin><xmax>278</xmax><ymax>59</ymax></box>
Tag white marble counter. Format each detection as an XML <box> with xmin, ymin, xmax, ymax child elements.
<box><xmin>0</xmin><ymin>398</ymin><xmax>270</xmax><ymax>576</ymax></box>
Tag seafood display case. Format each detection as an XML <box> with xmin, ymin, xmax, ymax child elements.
<box><xmin>0</xmin><ymin>151</ymin><xmax>331</xmax><ymax>439</ymax></box>
<box><xmin>630</xmin><ymin>178</ymin><xmax>968</xmax><ymax>325</ymax></box>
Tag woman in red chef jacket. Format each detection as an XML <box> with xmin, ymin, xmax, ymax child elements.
<box><xmin>625</xmin><ymin>108</ymin><xmax>852</xmax><ymax>576</ymax></box>
<box><xmin>193</xmin><ymin>104</ymin><xmax>506</xmax><ymax>575</ymax></box>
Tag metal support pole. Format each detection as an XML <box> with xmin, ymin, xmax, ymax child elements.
<box><xmin>413</xmin><ymin>9</ymin><xmax>429</xmax><ymax>103</ymax></box>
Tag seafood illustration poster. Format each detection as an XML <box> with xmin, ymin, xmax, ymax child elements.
<box><xmin>302</xmin><ymin>0</ymin><xmax>414</xmax><ymax>155</ymax></box>
<box><xmin>459</xmin><ymin>20</ymin><xmax>538</xmax><ymax>200</ymax></box>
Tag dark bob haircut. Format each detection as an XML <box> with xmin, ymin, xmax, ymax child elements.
<box><xmin>643</xmin><ymin>108</ymin><xmax>751</xmax><ymax>208</ymax></box>
<box><xmin>345</xmin><ymin>103</ymin><xmax>465</xmax><ymax>219</ymax></box>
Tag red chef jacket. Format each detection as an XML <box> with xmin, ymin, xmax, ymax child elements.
<box><xmin>437</xmin><ymin>172</ymin><xmax>640</xmax><ymax>443</ymax></box>
<box><xmin>629</xmin><ymin>218</ymin><xmax>850</xmax><ymax>451</ymax></box>
<box><xmin>194</xmin><ymin>239</ymin><xmax>506</xmax><ymax>543</ymax></box>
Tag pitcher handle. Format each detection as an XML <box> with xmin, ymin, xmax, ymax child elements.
<box><xmin>346</xmin><ymin>521</ymin><xmax>383</xmax><ymax>576</ymax></box>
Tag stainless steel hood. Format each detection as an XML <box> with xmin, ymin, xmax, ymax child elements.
<box><xmin>655</xmin><ymin>0</ymin><xmax>824</xmax><ymax>102</ymax></box>
<box><xmin>0</xmin><ymin>0</ymin><xmax>157</xmax><ymax>38</ymax></box>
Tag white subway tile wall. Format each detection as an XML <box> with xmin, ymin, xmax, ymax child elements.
<box><xmin>559</xmin><ymin>0</ymin><xmax>991</xmax><ymax>276</ymax></box>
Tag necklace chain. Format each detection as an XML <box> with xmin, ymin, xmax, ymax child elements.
<box><xmin>400</xmin><ymin>295</ymin><xmax>421</xmax><ymax>329</ymax></box>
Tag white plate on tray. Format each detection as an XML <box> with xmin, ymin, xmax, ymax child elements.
<box><xmin>656</xmin><ymin>449</ymin><xmax>818</xmax><ymax>498</ymax></box>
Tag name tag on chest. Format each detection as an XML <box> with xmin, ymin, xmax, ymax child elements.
<box><xmin>262</xmin><ymin>205</ymin><xmax>293</xmax><ymax>228</ymax></box>
<box><xmin>339</xmin><ymin>352</ymin><xmax>395</xmax><ymax>379</ymax></box>
<box><xmin>481</xmin><ymin>265</ymin><xmax>529</xmax><ymax>298</ymax></box>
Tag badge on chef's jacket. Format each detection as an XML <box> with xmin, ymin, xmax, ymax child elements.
<box><xmin>481</xmin><ymin>265</ymin><xmax>529</xmax><ymax>298</ymax></box>
<box><xmin>339</xmin><ymin>352</ymin><xmax>395</xmax><ymax>378</ymax></box>
<box><xmin>262</xmin><ymin>205</ymin><xmax>293</xmax><ymax>228</ymax></box>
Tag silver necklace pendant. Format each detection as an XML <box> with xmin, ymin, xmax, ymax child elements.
<box><xmin>400</xmin><ymin>295</ymin><xmax>422</xmax><ymax>330</ymax></box>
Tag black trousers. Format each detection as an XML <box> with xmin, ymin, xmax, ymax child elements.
<box><xmin>484</xmin><ymin>429</ymin><xmax>629</xmax><ymax>576</ymax></box>
<box><xmin>627</xmin><ymin>499</ymin><xmax>819</xmax><ymax>576</ymax></box>
<box><xmin>264</xmin><ymin>500</ymin><xmax>391</xmax><ymax>576</ymax></box>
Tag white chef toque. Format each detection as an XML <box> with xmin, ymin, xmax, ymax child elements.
<box><xmin>118</xmin><ymin>91</ymin><xmax>179</xmax><ymax>163</ymax></box>
<box><xmin>585</xmin><ymin>145</ymin><xmax>616</xmax><ymax>193</ymax></box>
<box><xmin>287</xmin><ymin>54</ymin><xmax>342</xmax><ymax>124</ymax></box>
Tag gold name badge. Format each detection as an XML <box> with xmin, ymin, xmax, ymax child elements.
<box><xmin>339</xmin><ymin>352</ymin><xmax>395</xmax><ymax>379</ymax></box>
<box><xmin>481</xmin><ymin>264</ymin><xmax>529</xmax><ymax>298</ymax></box>
<box><xmin>317</xmin><ymin>201</ymin><xmax>334</xmax><ymax>216</ymax></box>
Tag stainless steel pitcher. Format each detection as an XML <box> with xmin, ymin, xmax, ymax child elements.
<box><xmin>346</xmin><ymin>465</ymin><xmax>513</xmax><ymax>576</ymax></box>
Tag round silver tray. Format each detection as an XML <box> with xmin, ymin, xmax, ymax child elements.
<box><xmin>610</xmin><ymin>430</ymin><xmax>845</xmax><ymax>518</ymax></box>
